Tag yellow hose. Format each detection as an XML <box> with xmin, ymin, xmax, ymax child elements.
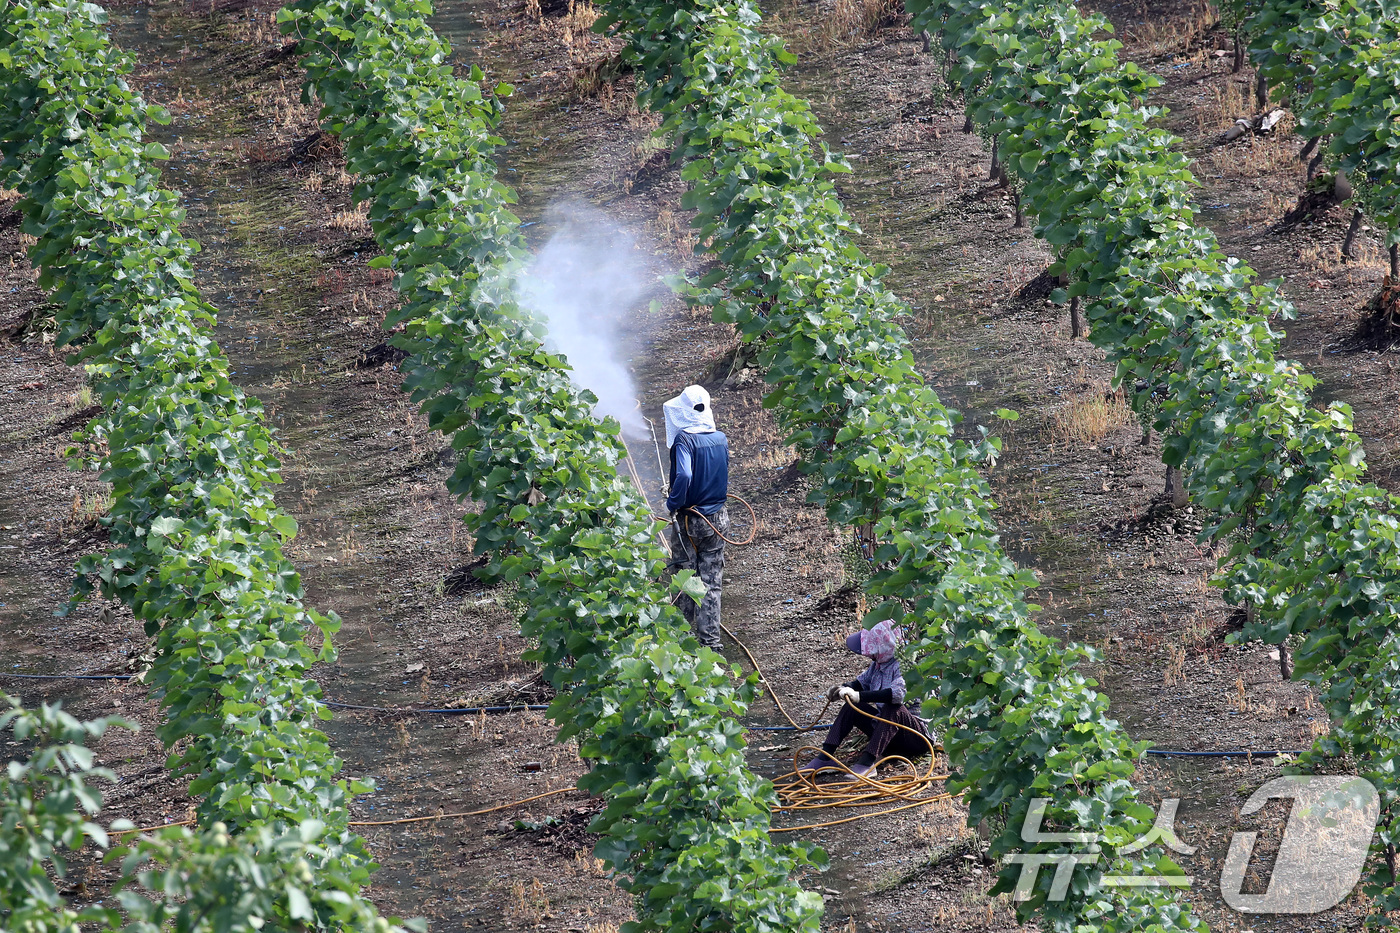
<box><xmin>718</xmin><ymin>621</ymin><xmax>953</xmax><ymax>832</ymax></box>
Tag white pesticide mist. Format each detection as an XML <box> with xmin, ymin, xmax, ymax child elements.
<box><xmin>516</xmin><ymin>206</ymin><xmax>650</xmax><ymax>438</ymax></box>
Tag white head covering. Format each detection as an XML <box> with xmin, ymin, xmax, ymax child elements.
<box><xmin>663</xmin><ymin>385</ymin><xmax>716</xmax><ymax>448</ymax></box>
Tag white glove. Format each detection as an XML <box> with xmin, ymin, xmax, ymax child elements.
<box><xmin>837</xmin><ymin>686</ymin><xmax>859</xmax><ymax>704</ymax></box>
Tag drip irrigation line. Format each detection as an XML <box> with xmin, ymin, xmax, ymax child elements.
<box><xmin>1144</xmin><ymin>748</ymin><xmax>1304</xmax><ymax>758</ymax></box>
<box><xmin>0</xmin><ymin>675</ymin><xmax>548</xmax><ymax>716</ymax></box>
<box><xmin>1</xmin><ymin>672</ymin><xmax>134</xmax><ymax>680</ymax></box>
<box><xmin>321</xmin><ymin>700</ymin><xmax>551</xmax><ymax>715</ymax></box>
<box><xmin>0</xmin><ymin>674</ymin><xmax>1310</xmax><ymax>755</ymax></box>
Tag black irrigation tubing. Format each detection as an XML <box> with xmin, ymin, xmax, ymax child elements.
<box><xmin>1</xmin><ymin>672</ymin><xmax>134</xmax><ymax>680</ymax></box>
<box><xmin>0</xmin><ymin>674</ymin><xmax>546</xmax><ymax>714</ymax></box>
<box><xmin>0</xmin><ymin>673</ymin><xmax>1308</xmax><ymax>755</ymax></box>
<box><xmin>1144</xmin><ymin>748</ymin><xmax>1306</xmax><ymax>758</ymax></box>
<box><xmin>320</xmin><ymin>701</ymin><xmax>552</xmax><ymax>715</ymax></box>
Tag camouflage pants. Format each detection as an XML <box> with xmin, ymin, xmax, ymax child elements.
<box><xmin>668</xmin><ymin>507</ymin><xmax>729</xmax><ymax>650</ymax></box>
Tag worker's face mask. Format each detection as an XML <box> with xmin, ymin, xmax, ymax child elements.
<box><xmin>847</xmin><ymin>620</ymin><xmax>901</xmax><ymax>662</ymax></box>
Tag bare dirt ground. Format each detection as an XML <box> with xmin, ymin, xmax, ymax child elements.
<box><xmin>1</xmin><ymin>0</ymin><xmax>1393</xmax><ymax>931</ymax></box>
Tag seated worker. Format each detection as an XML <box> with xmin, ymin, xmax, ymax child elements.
<box><xmin>799</xmin><ymin>619</ymin><xmax>933</xmax><ymax>779</ymax></box>
<box><xmin>663</xmin><ymin>384</ymin><xmax>729</xmax><ymax>652</ymax></box>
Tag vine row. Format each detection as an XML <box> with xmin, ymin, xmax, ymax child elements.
<box><xmin>1238</xmin><ymin>0</ymin><xmax>1400</xmax><ymax>259</ymax></box>
<box><xmin>0</xmin><ymin>0</ymin><xmax>407</xmax><ymax>929</ymax></box>
<box><xmin>278</xmin><ymin>0</ymin><xmax>828</xmax><ymax>929</ymax></box>
<box><xmin>0</xmin><ymin>693</ymin><xmax>407</xmax><ymax>933</ymax></box>
<box><xmin>596</xmin><ymin>0</ymin><xmax>1208</xmax><ymax>928</ymax></box>
<box><xmin>907</xmin><ymin>0</ymin><xmax>1400</xmax><ymax>917</ymax></box>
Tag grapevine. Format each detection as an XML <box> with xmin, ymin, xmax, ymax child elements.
<box><xmin>1240</xmin><ymin>0</ymin><xmax>1400</xmax><ymax>259</ymax></box>
<box><xmin>905</xmin><ymin>0</ymin><xmax>1400</xmax><ymax>918</ymax></box>
<box><xmin>0</xmin><ymin>0</ymin><xmax>409</xmax><ymax>929</ymax></box>
<box><xmin>596</xmin><ymin>0</ymin><xmax>1210</xmax><ymax>927</ymax></box>
<box><xmin>279</xmin><ymin>0</ymin><xmax>829</xmax><ymax>928</ymax></box>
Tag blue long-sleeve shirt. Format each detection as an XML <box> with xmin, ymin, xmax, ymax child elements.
<box><xmin>667</xmin><ymin>430</ymin><xmax>728</xmax><ymax>515</ymax></box>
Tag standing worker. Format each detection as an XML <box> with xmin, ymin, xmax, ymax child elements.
<box><xmin>664</xmin><ymin>385</ymin><xmax>729</xmax><ymax>651</ymax></box>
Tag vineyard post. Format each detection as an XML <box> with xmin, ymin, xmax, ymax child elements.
<box><xmin>1335</xmin><ymin>167</ymin><xmax>1353</xmax><ymax>200</ymax></box>
<box><xmin>1163</xmin><ymin>465</ymin><xmax>1188</xmax><ymax>509</ymax></box>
